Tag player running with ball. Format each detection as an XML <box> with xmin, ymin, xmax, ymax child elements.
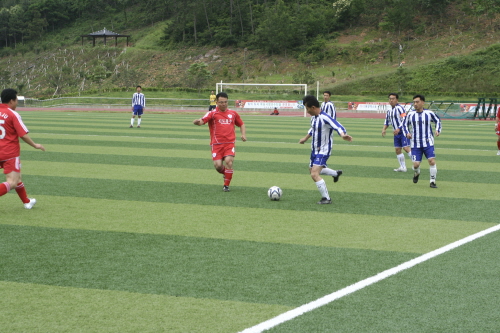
<box><xmin>299</xmin><ymin>95</ymin><xmax>352</xmax><ymax>204</ymax></box>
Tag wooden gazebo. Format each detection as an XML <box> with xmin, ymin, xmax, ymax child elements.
<box><xmin>80</xmin><ymin>28</ymin><xmax>130</xmax><ymax>47</ymax></box>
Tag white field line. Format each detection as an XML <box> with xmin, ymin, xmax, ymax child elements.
<box><xmin>239</xmin><ymin>223</ymin><xmax>500</xmax><ymax>333</ymax></box>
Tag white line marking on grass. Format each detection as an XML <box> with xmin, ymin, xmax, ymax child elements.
<box><xmin>239</xmin><ymin>223</ymin><xmax>500</xmax><ymax>333</ymax></box>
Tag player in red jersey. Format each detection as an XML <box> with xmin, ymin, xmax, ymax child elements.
<box><xmin>193</xmin><ymin>92</ymin><xmax>247</xmax><ymax>192</ymax></box>
<box><xmin>496</xmin><ymin>106</ymin><xmax>500</xmax><ymax>155</ymax></box>
<box><xmin>0</xmin><ymin>88</ymin><xmax>45</xmax><ymax>209</ymax></box>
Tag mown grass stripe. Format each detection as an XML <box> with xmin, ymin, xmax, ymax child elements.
<box><xmin>1</xmin><ymin>195</ymin><xmax>494</xmax><ymax>253</ymax></box>
<box><xmin>14</xmin><ymin>175</ymin><xmax>500</xmax><ymax>223</ymax></box>
<box><xmin>0</xmin><ymin>224</ymin><xmax>416</xmax><ymax>306</ymax></box>
<box><xmin>21</xmin><ymin>161</ymin><xmax>500</xmax><ymax>197</ymax></box>
<box><xmin>0</xmin><ymin>281</ymin><xmax>291</xmax><ymax>333</ymax></box>
<box><xmin>23</xmin><ymin>142</ymin><xmax>500</xmax><ymax>166</ymax></box>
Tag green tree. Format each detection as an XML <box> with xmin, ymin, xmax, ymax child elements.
<box><xmin>186</xmin><ymin>62</ymin><xmax>211</xmax><ymax>93</ymax></box>
<box><xmin>252</xmin><ymin>0</ymin><xmax>301</xmax><ymax>54</ymax></box>
<box><xmin>24</xmin><ymin>9</ymin><xmax>48</xmax><ymax>40</ymax></box>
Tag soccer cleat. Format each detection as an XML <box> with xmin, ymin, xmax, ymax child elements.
<box><xmin>24</xmin><ymin>198</ymin><xmax>37</xmax><ymax>209</ymax></box>
<box><xmin>137</xmin><ymin>125</ymin><xmax>140</xmax><ymax>128</ymax></box>
<box><xmin>497</xmin><ymin>150</ymin><xmax>500</xmax><ymax>155</ymax></box>
<box><xmin>430</xmin><ymin>182</ymin><xmax>438</xmax><ymax>188</ymax></box>
<box><xmin>317</xmin><ymin>197</ymin><xmax>332</xmax><ymax>204</ymax></box>
<box><xmin>413</xmin><ymin>173</ymin><xmax>420</xmax><ymax>183</ymax></box>
<box><xmin>129</xmin><ymin>125</ymin><xmax>133</xmax><ymax>128</ymax></box>
<box><xmin>394</xmin><ymin>167</ymin><xmax>407</xmax><ymax>172</ymax></box>
<box><xmin>333</xmin><ymin>170</ymin><xmax>343</xmax><ymax>183</ymax></box>
<box><xmin>222</xmin><ymin>185</ymin><xmax>230</xmax><ymax>192</ymax></box>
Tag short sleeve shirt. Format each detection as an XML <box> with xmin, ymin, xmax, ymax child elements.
<box><xmin>0</xmin><ymin>104</ymin><xmax>29</xmax><ymax>161</ymax></box>
<box><xmin>201</xmin><ymin>108</ymin><xmax>244</xmax><ymax>145</ymax></box>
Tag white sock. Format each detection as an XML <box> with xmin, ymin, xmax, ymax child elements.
<box><xmin>320</xmin><ymin>168</ymin><xmax>337</xmax><ymax>177</ymax></box>
<box><xmin>131</xmin><ymin>118</ymin><xmax>134</xmax><ymax>126</ymax></box>
<box><xmin>315</xmin><ymin>179</ymin><xmax>330</xmax><ymax>200</ymax></box>
<box><xmin>138</xmin><ymin>118</ymin><xmax>142</xmax><ymax>126</ymax></box>
<box><xmin>430</xmin><ymin>165</ymin><xmax>437</xmax><ymax>183</ymax></box>
<box><xmin>412</xmin><ymin>166</ymin><xmax>420</xmax><ymax>175</ymax></box>
<box><xmin>397</xmin><ymin>154</ymin><xmax>406</xmax><ymax>168</ymax></box>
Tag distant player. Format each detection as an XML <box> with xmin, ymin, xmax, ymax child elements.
<box><xmin>382</xmin><ymin>93</ymin><xmax>412</xmax><ymax>172</ymax></box>
<box><xmin>0</xmin><ymin>88</ymin><xmax>45</xmax><ymax>209</ymax></box>
<box><xmin>402</xmin><ymin>94</ymin><xmax>442</xmax><ymax>188</ymax></box>
<box><xmin>130</xmin><ymin>85</ymin><xmax>145</xmax><ymax>128</ymax></box>
<box><xmin>496</xmin><ymin>106</ymin><xmax>500</xmax><ymax>155</ymax></box>
<box><xmin>209</xmin><ymin>91</ymin><xmax>216</xmax><ymax>111</ymax></box>
<box><xmin>320</xmin><ymin>91</ymin><xmax>337</xmax><ymax>120</ymax></box>
<box><xmin>299</xmin><ymin>95</ymin><xmax>352</xmax><ymax>204</ymax></box>
<box><xmin>193</xmin><ymin>92</ymin><xmax>247</xmax><ymax>192</ymax></box>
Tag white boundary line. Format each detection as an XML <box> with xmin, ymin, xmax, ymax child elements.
<box><xmin>239</xmin><ymin>223</ymin><xmax>500</xmax><ymax>333</ymax></box>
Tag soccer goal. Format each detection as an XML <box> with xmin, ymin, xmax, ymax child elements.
<box><xmin>215</xmin><ymin>82</ymin><xmax>309</xmax><ymax>116</ymax></box>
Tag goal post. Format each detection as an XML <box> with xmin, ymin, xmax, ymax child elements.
<box><xmin>215</xmin><ymin>82</ymin><xmax>309</xmax><ymax>116</ymax></box>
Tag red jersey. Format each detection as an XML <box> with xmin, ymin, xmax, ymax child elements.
<box><xmin>201</xmin><ymin>107</ymin><xmax>244</xmax><ymax>145</ymax></box>
<box><xmin>0</xmin><ymin>104</ymin><xmax>29</xmax><ymax>161</ymax></box>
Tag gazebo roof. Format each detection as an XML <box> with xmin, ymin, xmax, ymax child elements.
<box><xmin>81</xmin><ymin>28</ymin><xmax>130</xmax><ymax>37</ymax></box>
<box><xmin>80</xmin><ymin>27</ymin><xmax>130</xmax><ymax>47</ymax></box>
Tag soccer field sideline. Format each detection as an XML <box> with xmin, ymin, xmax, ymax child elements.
<box><xmin>240</xmin><ymin>223</ymin><xmax>500</xmax><ymax>333</ymax></box>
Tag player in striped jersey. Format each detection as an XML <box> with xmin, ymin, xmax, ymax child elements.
<box><xmin>130</xmin><ymin>85</ymin><xmax>145</xmax><ymax>128</ymax></box>
<box><xmin>402</xmin><ymin>94</ymin><xmax>442</xmax><ymax>188</ymax></box>
<box><xmin>299</xmin><ymin>95</ymin><xmax>352</xmax><ymax>204</ymax></box>
<box><xmin>382</xmin><ymin>93</ymin><xmax>412</xmax><ymax>172</ymax></box>
<box><xmin>320</xmin><ymin>91</ymin><xmax>337</xmax><ymax>119</ymax></box>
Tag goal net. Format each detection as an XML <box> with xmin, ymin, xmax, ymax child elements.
<box><xmin>215</xmin><ymin>82</ymin><xmax>309</xmax><ymax>116</ymax></box>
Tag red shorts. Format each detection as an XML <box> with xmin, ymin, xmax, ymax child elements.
<box><xmin>211</xmin><ymin>143</ymin><xmax>235</xmax><ymax>161</ymax></box>
<box><xmin>0</xmin><ymin>157</ymin><xmax>21</xmax><ymax>174</ymax></box>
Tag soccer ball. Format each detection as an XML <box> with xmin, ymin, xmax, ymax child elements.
<box><xmin>267</xmin><ymin>186</ymin><xmax>282</xmax><ymax>201</ymax></box>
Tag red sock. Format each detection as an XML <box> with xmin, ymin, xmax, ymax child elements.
<box><xmin>497</xmin><ymin>141</ymin><xmax>500</xmax><ymax>150</ymax></box>
<box><xmin>15</xmin><ymin>182</ymin><xmax>30</xmax><ymax>204</ymax></box>
<box><xmin>0</xmin><ymin>182</ymin><xmax>10</xmax><ymax>196</ymax></box>
<box><xmin>224</xmin><ymin>169</ymin><xmax>233</xmax><ymax>186</ymax></box>
<box><xmin>218</xmin><ymin>166</ymin><xmax>226</xmax><ymax>174</ymax></box>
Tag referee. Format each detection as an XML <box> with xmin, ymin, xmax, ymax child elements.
<box><xmin>130</xmin><ymin>85</ymin><xmax>145</xmax><ymax>128</ymax></box>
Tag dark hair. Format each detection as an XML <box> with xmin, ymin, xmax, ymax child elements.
<box><xmin>1</xmin><ymin>88</ymin><xmax>17</xmax><ymax>104</ymax></box>
<box><xmin>216</xmin><ymin>92</ymin><xmax>228</xmax><ymax>100</ymax></box>
<box><xmin>323</xmin><ymin>91</ymin><xmax>331</xmax><ymax>96</ymax></box>
<box><xmin>302</xmin><ymin>95</ymin><xmax>320</xmax><ymax>108</ymax></box>
<box><xmin>136</xmin><ymin>85</ymin><xmax>142</xmax><ymax>89</ymax></box>
<box><xmin>413</xmin><ymin>94</ymin><xmax>425</xmax><ymax>101</ymax></box>
<box><xmin>388</xmin><ymin>93</ymin><xmax>399</xmax><ymax>99</ymax></box>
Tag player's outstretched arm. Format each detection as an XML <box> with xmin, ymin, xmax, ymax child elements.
<box><xmin>340</xmin><ymin>133</ymin><xmax>353</xmax><ymax>142</ymax></box>
<box><xmin>239</xmin><ymin>124</ymin><xmax>247</xmax><ymax>142</ymax></box>
<box><xmin>20</xmin><ymin>134</ymin><xmax>45</xmax><ymax>151</ymax></box>
<box><xmin>193</xmin><ymin>119</ymin><xmax>204</xmax><ymax>126</ymax></box>
<box><xmin>299</xmin><ymin>134</ymin><xmax>311</xmax><ymax>144</ymax></box>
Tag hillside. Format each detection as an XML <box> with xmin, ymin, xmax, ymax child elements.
<box><xmin>1</xmin><ymin>0</ymin><xmax>500</xmax><ymax>99</ymax></box>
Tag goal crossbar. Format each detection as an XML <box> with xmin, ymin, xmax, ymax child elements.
<box><xmin>216</xmin><ymin>82</ymin><xmax>308</xmax><ymax>116</ymax></box>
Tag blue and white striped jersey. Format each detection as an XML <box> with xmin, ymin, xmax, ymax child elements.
<box><xmin>308</xmin><ymin>112</ymin><xmax>347</xmax><ymax>155</ymax></box>
<box><xmin>132</xmin><ymin>92</ymin><xmax>146</xmax><ymax>107</ymax></box>
<box><xmin>384</xmin><ymin>104</ymin><xmax>406</xmax><ymax>131</ymax></box>
<box><xmin>321</xmin><ymin>101</ymin><xmax>337</xmax><ymax>119</ymax></box>
<box><xmin>402</xmin><ymin>110</ymin><xmax>442</xmax><ymax>148</ymax></box>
